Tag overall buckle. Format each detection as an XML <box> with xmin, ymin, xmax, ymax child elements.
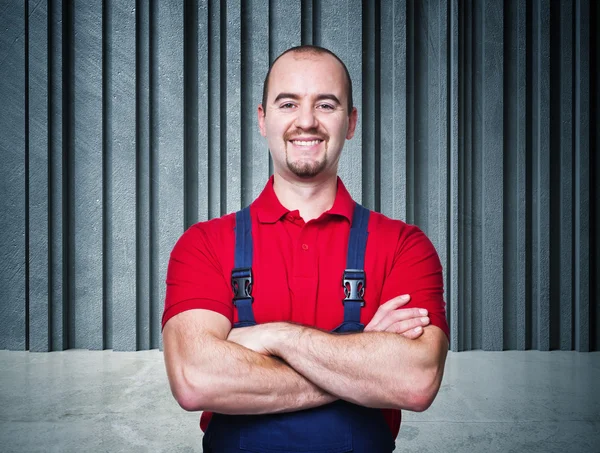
<box><xmin>342</xmin><ymin>269</ymin><xmax>366</xmax><ymax>306</ymax></box>
<box><xmin>231</xmin><ymin>267</ymin><xmax>253</xmax><ymax>303</ymax></box>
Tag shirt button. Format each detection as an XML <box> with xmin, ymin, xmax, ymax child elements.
<box><xmin>302</xmin><ymin>243</ymin><xmax>309</xmax><ymax>251</ymax></box>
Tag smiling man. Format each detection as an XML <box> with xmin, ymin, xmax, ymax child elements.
<box><xmin>162</xmin><ymin>45</ymin><xmax>449</xmax><ymax>452</ymax></box>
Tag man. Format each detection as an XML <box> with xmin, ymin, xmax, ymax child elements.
<box><xmin>162</xmin><ymin>45</ymin><xmax>449</xmax><ymax>452</ymax></box>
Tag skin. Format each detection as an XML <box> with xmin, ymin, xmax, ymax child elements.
<box><xmin>163</xmin><ymin>51</ymin><xmax>448</xmax><ymax>415</ymax></box>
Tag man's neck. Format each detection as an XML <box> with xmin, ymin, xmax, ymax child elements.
<box><xmin>272</xmin><ymin>173</ymin><xmax>338</xmax><ymax>222</ymax></box>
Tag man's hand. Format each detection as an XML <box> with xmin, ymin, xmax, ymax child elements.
<box><xmin>227</xmin><ymin>324</ymin><xmax>271</xmax><ymax>355</ymax></box>
<box><xmin>364</xmin><ymin>294</ymin><xmax>430</xmax><ymax>339</ymax></box>
<box><xmin>227</xmin><ymin>323</ymin><xmax>297</xmax><ymax>356</ymax></box>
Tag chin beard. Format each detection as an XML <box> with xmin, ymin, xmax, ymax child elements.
<box><xmin>285</xmin><ymin>140</ymin><xmax>328</xmax><ymax>178</ymax></box>
<box><xmin>286</xmin><ymin>158</ymin><xmax>328</xmax><ymax>178</ymax></box>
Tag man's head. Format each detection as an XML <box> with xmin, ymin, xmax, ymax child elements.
<box><xmin>262</xmin><ymin>45</ymin><xmax>354</xmax><ymax>115</ymax></box>
<box><xmin>258</xmin><ymin>46</ymin><xmax>358</xmax><ymax>181</ymax></box>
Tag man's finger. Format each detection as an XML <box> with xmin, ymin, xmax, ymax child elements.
<box><xmin>401</xmin><ymin>326</ymin><xmax>425</xmax><ymax>340</ymax></box>
<box><xmin>367</xmin><ymin>305</ymin><xmax>429</xmax><ymax>333</ymax></box>
<box><xmin>365</xmin><ymin>294</ymin><xmax>411</xmax><ymax>329</ymax></box>
<box><xmin>383</xmin><ymin>316</ymin><xmax>430</xmax><ymax>335</ymax></box>
<box><xmin>373</xmin><ymin>308</ymin><xmax>428</xmax><ymax>332</ymax></box>
<box><xmin>381</xmin><ymin>294</ymin><xmax>412</xmax><ymax>310</ymax></box>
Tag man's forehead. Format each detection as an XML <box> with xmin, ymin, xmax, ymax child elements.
<box><xmin>268</xmin><ymin>52</ymin><xmax>347</xmax><ymax>93</ymax></box>
<box><xmin>272</xmin><ymin>51</ymin><xmax>343</xmax><ymax>72</ymax></box>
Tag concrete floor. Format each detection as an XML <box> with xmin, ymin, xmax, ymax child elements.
<box><xmin>0</xmin><ymin>350</ymin><xmax>599</xmax><ymax>453</ymax></box>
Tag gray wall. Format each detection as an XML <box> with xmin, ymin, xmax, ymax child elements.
<box><xmin>0</xmin><ymin>0</ymin><xmax>598</xmax><ymax>352</ymax></box>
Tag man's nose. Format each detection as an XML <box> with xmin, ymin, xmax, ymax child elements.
<box><xmin>294</xmin><ymin>105</ymin><xmax>319</xmax><ymax>129</ymax></box>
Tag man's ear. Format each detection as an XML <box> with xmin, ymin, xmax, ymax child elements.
<box><xmin>346</xmin><ymin>107</ymin><xmax>358</xmax><ymax>140</ymax></box>
<box><xmin>258</xmin><ymin>104</ymin><xmax>267</xmax><ymax>137</ymax></box>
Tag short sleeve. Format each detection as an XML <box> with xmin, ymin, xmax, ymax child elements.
<box><xmin>379</xmin><ymin>225</ymin><xmax>450</xmax><ymax>340</ymax></box>
<box><xmin>161</xmin><ymin>224</ymin><xmax>234</xmax><ymax>330</ymax></box>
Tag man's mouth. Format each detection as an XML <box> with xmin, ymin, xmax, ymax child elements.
<box><xmin>289</xmin><ymin>139</ymin><xmax>323</xmax><ymax>147</ymax></box>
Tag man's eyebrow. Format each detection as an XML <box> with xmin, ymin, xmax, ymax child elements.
<box><xmin>273</xmin><ymin>93</ymin><xmax>301</xmax><ymax>103</ymax></box>
<box><xmin>315</xmin><ymin>94</ymin><xmax>341</xmax><ymax>105</ymax></box>
<box><xmin>272</xmin><ymin>93</ymin><xmax>342</xmax><ymax>105</ymax></box>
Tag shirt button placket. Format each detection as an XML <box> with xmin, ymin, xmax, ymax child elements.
<box><xmin>293</xmin><ymin>225</ymin><xmax>318</xmax><ymax>325</ymax></box>
<box><xmin>294</xmin><ymin>226</ymin><xmax>318</xmax><ymax>278</ymax></box>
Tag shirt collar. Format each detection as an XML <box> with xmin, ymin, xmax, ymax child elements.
<box><xmin>253</xmin><ymin>176</ymin><xmax>355</xmax><ymax>224</ymax></box>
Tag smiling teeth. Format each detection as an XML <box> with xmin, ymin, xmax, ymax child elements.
<box><xmin>292</xmin><ymin>140</ymin><xmax>321</xmax><ymax>146</ymax></box>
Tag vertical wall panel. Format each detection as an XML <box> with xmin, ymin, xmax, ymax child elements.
<box><xmin>362</xmin><ymin>0</ymin><xmax>379</xmax><ymax>211</ymax></box>
<box><xmin>28</xmin><ymin>0</ymin><xmax>50</xmax><ymax>352</ymax></box>
<box><xmin>225</xmin><ymin>0</ymin><xmax>242</xmax><ymax>214</ymax></box>
<box><xmin>49</xmin><ymin>0</ymin><xmax>65</xmax><ymax>351</ymax></box>
<box><xmin>109</xmin><ymin>0</ymin><xmax>138</xmax><ymax>351</ymax></box>
<box><xmin>405</xmin><ymin>0</ymin><xmax>416</xmax><ymax>226</ymax></box>
<box><xmin>458</xmin><ymin>0</ymin><xmax>474</xmax><ymax>351</ymax></box>
<box><xmin>207</xmin><ymin>0</ymin><xmax>222</xmax><ymax>219</ymax></box>
<box><xmin>102</xmin><ymin>1</ymin><xmax>113</xmax><ymax>351</ymax></box>
<box><xmin>0</xmin><ymin>1</ymin><xmax>26</xmax><ymax>350</ymax></box>
<box><xmin>243</xmin><ymin>0</ymin><xmax>270</xmax><ymax>204</ymax></box>
<box><xmin>593</xmin><ymin>0</ymin><xmax>600</xmax><ymax>352</ymax></box>
<box><xmin>471</xmin><ymin>0</ymin><xmax>483</xmax><ymax>349</ymax></box>
<box><xmin>481</xmin><ymin>0</ymin><xmax>504</xmax><ymax>351</ymax></box>
<box><xmin>136</xmin><ymin>0</ymin><xmax>151</xmax><ymax>351</ymax></box>
<box><xmin>183</xmin><ymin>0</ymin><xmax>198</xmax><ymax>227</ymax></box>
<box><xmin>196</xmin><ymin>0</ymin><xmax>210</xmax><ymax>219</ymax></box>
<box><xmin>427</xmin><ymin>0</ymin><xmax>447</xmax><ymax>261</ymax></box>
<box><xmin>379</xmin><ymin>0</ymin><xmax>407</xmax><ymax>220</ymax></box>
<box><xmin>574</xmin><ymin>0</ymin><xmax>590</xmax><ymax>352</ymax></box>
<box><xmin>556</xmin><ymin>0</ymin><xmax>574</xmax><ymax>350</ymax></box>
<box><xmin>448</xmin><ymin>0</ymin><xmax>459</xmax><ymax>351</ymax></box>
<box><xmin>531</xmin><ymin>0</ymin><xmax>551</xmax><ymax>351</ymax></box>
<box><xmin>503</xmin><ymin>0</ymin><xmax>528</xmax><ymax>351</ymax></box>
<box><xmin>71</xmin><ymin>2</ymin><xmax>104</xmax><ymax>350</ymax></box>
<box><xmin>1</xmin><ymin>0</ymin><xmax>598</xmax><ymax>352</ymax></box>
<box><xmin>301</xmin><ymin>0</ymin><xmax>313</xmax><ymax>44</ymax></box>
<box><xmin>412</xmin><ymin>0</ymin><xmax>430</xmax><ymax>232</ymax></box>
<box><xmin>270</xmin><ymin>2</ymin><xmax>301</xmax><ymax>64</ymax></box>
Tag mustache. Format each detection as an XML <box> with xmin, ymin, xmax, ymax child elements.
<box><xmin>283</xmin><ymin>129</ymin><xmax>328</xmax><ymax>142</ymax></box>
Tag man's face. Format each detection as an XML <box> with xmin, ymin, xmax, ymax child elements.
<box><xmin>258</xmin><ymin>52</ymin><xmax>358</xmax><ymax>181</ymax></box>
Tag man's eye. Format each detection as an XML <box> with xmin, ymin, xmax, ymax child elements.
<box><xmin>318</xmin><ymin>104</ymin><xmax>335</xmax><ymax>110</ymax></box>
<box><xmin>280</xmin><ymin>103</ymin><xmax>295</xmax><ymax>109</ymax></box>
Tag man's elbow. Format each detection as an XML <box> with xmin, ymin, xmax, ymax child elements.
<box><xmin>400</xmin><ymin>364</ymin><xmax>444</xmax><ymax>412</ymax></box>
<box><xmin>169</xmin><ymin>365</ymin><xmax>213</xmax><ymax>412</ymax></box>
<box><xmin>171</xmin><ymin>384</ymin><xmax>204</xmax><ymax>412</ymax></box>
<box><xmin>407</xmin><ymin>389</ymin><xmax>437</xmax><ymax>413</ymax></box>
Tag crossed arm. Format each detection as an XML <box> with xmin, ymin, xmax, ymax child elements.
<box><xmin>163</xmin><ymin>294</ymin><xmax>448</xmax><ymax>415</ymax></box>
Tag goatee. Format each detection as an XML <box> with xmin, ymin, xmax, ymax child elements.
<box><xmin>285</xmin><ymin>140</ymin><xmax>328</xmax><ymax>178</ymax></box>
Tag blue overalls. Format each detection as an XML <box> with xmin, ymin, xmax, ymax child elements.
<box><xmin>202</xmin><ymin>203</ymin><xmax>396</xmax><ymax>453</ymax></box>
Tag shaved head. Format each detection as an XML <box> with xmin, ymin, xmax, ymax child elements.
<box><xmin>261</xmin><ymin>45</ymin><xmax>354</xmax><ymax>115</ymax></box>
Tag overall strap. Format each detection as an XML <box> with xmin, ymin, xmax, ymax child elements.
<box><xmin>232</xmin><ymin>206</ymin><xmax>256</xmax><ymax>326</ymax></box>
<box><xmin>342</xmin><ymin>203</ymin><xmax>370</xmax><ymax>325</ymax></box>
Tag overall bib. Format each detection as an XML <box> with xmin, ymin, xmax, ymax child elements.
<box><xmin>202</xmin><ymin>204</ymin><xmax>396</xmax><ymax>453</ymax></box>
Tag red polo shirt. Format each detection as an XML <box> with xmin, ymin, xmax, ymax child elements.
<box><xmin>163</xmin><ymin>176</ymin><xmax>449</xmax><ymax>437</ymax></box>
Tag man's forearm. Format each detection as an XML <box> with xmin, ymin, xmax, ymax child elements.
<box><xmin>267</xmin><ymin>324</ymin><xmax>446</xmax><ymax>411</ymax></box>
<box><xmin>176</xmin><ymin>334</ymin><xmax>336</xmax><ymax>414</ymax></box>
